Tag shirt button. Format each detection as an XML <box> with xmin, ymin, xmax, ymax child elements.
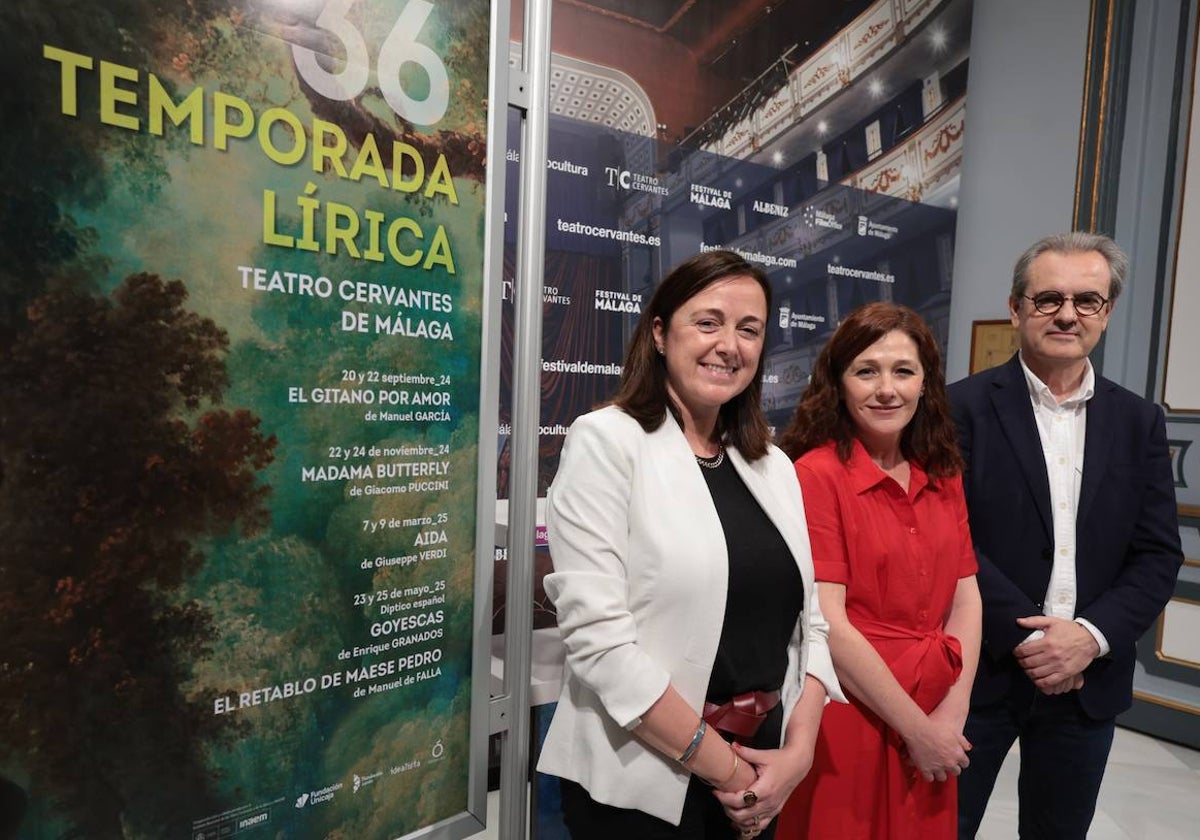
<box><xmin>909</xmin><ymin>527</ymin><xmax>917</xmax><ymax>535</ymax></box>
<box><xmin>1058</xmin><ymin>595</ymin><xmax>1069</xmax><ymax>605</ymax></box>
<box><xmin>1058</xmin><ymin>457</ymin><xmax>1067</xmax><ymax>465</ymax></box>
<box><xmin>1060</xmin><ymin>547</ymin><xmax>1068</xmax><ymax>556</ymax></box>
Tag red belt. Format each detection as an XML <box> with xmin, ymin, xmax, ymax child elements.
<box><xmin>702</xmin><ymin>689</ymin><xmax>781</xmax><ymax>739</ymax></box>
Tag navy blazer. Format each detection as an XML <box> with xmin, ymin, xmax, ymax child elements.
<box><xmin>948</xmin><ymin>354</ymin><xmax>1182</xmax><ymax>720</ymax></box>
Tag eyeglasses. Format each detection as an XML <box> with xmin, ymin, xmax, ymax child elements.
<box><xmin>1019</xmin><ymin>291</ymin><xmax>1110</xmax><ymax>317</ymax></box>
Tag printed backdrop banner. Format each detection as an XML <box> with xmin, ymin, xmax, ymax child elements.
<box><xmin>495</xmin><ymin>0</ymin><xmax>972</xmax><ymax>638</ymax></box>
<box><xmin>0</xmin><ymin>1</ymin><xmax>492</xmax><ymax>838</ymax></box>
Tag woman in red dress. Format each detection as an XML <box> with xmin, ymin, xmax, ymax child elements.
<box><xmin>775</xmin><ymin>303</ymin><xmax>981</xmax><ymax>839</ymax></box>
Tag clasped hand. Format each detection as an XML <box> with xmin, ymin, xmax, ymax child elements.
<box><xmin>1014</xmin><ymin>615</ymin><xmax>1097</xmax><ymax>693</ymax></box>
<box><xmin>713</xmin><ymin>742</ymin><xmax>813</xmax><ymax>836</ymax></box>
<box><xmin>901</xmin><ymin>707</ymin><xmax>971</xmax><ymax>783</ymax></box>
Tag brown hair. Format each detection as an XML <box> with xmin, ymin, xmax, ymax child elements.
<box><xmin>777</xmin><ymin>302</ymin><xmax>963</xmax><ymax>478</ymax></box>
<box><xmin>612</xmin><ymin>249</ymin><xmax>773</xmax><ymax>460</ymax></box>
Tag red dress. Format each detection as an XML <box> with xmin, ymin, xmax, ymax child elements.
<box><xmin>777</xmin><ymin>440</ymin><xmax>977</xmax><ymax>839</ymax></box>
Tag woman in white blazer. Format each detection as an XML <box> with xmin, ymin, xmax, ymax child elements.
<box><xmin>537</xmin><ymin>250</ymin><xmax>842</xmax><ymax>839</ymax></box>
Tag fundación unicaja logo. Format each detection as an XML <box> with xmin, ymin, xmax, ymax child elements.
<box><xmin>294</xmin><ymin>793</ymin><xmax>309</xmax><ymax>809</ymax></box>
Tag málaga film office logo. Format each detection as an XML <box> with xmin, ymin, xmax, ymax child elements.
<box><xmin>802</xmin><ymin>205</ymin><xmax>843</xmax><ymax>231</ymax></box>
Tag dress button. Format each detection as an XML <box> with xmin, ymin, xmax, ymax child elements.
<box><xmin>909</xmin><ymin>527</ymin><xmax>917</xmax><ymax>535</ymax></box>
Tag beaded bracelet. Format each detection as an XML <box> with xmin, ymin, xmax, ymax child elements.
<box><xmin>677</xmin><ymin>719</ymin><xmax>707</xmax><ymax>764</ymax></box>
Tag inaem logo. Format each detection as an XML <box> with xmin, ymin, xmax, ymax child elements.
<box><xmin>294</xmin><ymin>793</ymin><xmax>310</xmax><ymax>809</ymax></box>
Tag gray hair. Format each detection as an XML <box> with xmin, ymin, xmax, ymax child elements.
<box><xmin>1010</xmin><ymin>231</ymin><xmax>1128</xmax><ymax>303</ymax></box>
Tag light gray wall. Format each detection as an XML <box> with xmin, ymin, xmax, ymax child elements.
<box><xmin>946</xmin><ymin>0</ymin><xmax>1093</xmax><ymax>383</ymax></box>
<box><xmin>948</xmin><ymin>0</ymin><xmax>1197</xmax><ymax>503</ymax></box>
<box><xmin>1108</xmin><ymin>0</ymin><xmax>1185</xmax><ymax>401</ymax></box>
<box><xmin>948</xmin><ymin>0</ymin><xmax>1200</xmax><ymax>744</ymax></box>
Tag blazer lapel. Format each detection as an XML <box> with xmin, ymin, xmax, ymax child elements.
<box><xmin>1078</xmin><ymin>378</ymin><xmax>1114</xmax><ymax>529</ymax></box>
<box><xmin>726</xmin><ymin>448</ymin><xmax>807</xmax><ymax>572</ymax></box>
<box><xmin>989</xmin><ymin>357</ymin><xmax>1054</xmax><ymax>539</ymax></box>
<box><xmin>650</xmin><ymin>413</ymin><xmax>728</xmax><ymax>545</ymax></box>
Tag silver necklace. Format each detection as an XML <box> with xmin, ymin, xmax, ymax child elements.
<box><xmin>695</xmin><ymin>444</ymin><xmax>725</xmax><ymax>470</ymax></box>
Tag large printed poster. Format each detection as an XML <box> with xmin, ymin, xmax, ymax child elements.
<box><xmin>0</xmin><ymin>1</ymin><xmax>492</xmax><ymax>837</ymax></box>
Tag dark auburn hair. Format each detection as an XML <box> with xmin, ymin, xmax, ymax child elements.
<box><xmin>777</xmin><ymin>302</ymin><xmax>963</xmax><ymax>478</ymax></box>
<box><xmin>612</xmin><ymin>249</ymin><xmax>773</xmax><ymax>460</ymax></box>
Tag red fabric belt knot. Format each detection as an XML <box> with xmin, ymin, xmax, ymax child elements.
<box><xmin>702</xmin><ymin>689</ymin><xmax>782</xmax><ymax>739</ymax></box>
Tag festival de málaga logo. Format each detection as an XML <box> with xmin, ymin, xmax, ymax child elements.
<box><xmin>690</xmin><ymin>183</ymin><xmax>731</xmax><ymax>209</ymax></box>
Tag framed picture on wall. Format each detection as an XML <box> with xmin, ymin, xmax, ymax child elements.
<box><xmin>969</xmin><ymin>319</ymin><xmax>1020</xmax><ymax>374</ymax></box>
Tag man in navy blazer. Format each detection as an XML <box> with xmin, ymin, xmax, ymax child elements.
<box><xmin>949</xmin><ymin>232</ymin><xmax>1182</xmax><ymax>839</ymax></box>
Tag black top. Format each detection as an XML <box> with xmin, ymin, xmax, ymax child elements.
<box><xmin>699</xmin><ymin>454</ymin><xmax>803</xmax><ymax>747</ymax></box>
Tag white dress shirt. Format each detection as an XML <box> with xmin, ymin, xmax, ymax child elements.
<box><xmin>1019</xmin><ymin>355</ymin><xmax>1110</xmax><ymax>655</ymax></box>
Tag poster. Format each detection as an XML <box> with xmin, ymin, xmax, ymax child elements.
<box><xmin>0</xmin><ymin>1</ymin><xmax>493</xmax><ymax>837</ymax></box>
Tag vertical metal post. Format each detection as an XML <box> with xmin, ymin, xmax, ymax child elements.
<box><xmin>500</xmin><ymin>0</ymin><xmax>553</xmax><ymax>837</ymax></box>
<box><xmin>473</xmin><ymin>0</ymin><xmax>511</xmax><ymax>832</ymax></box>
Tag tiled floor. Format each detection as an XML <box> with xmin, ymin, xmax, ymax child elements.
<box><xmin>976</xmin><ymin>726</ymin><xmax>1200</xmax><ymax>839</ymax></box>
<box><xmin>474</xmin><ymin>726</ymin><xmax>1200</xmax><ymax>838</ymax></box>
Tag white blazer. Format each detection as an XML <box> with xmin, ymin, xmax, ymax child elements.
<box><xmin>536</xmin><ymin>405</ymin><xmax>841</xmax><ymax>825</ymax></box>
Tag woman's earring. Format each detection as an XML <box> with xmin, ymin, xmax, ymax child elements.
<box><xmin>656</xmin><ymin>345</ymin><xmax>665</xmax><ymax>355</ymax></box>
